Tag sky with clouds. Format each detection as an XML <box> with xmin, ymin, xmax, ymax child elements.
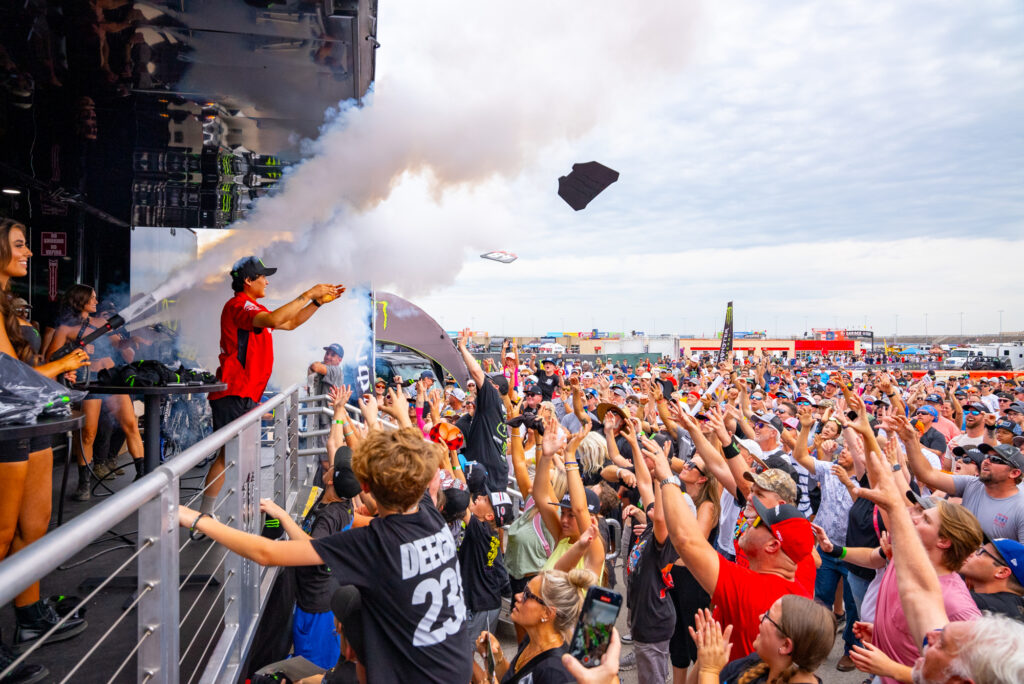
<box><xmin>265</xmin><ymin>1</ymin><xmax>1024</xmax><ymax>341</ymax></box>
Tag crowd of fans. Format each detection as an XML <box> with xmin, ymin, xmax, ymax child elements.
<box><xmin>183</xmin><ymin>331</ymin><xmax>1024</xmax><ymax>684</ymax></box>
<box><xmin>6</xmin><ymin>222</ymin><xmax>1024</xmax><ymax>683</ymax></box>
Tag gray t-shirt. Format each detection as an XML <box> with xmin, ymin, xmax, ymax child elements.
<box><xmin>953</xmin><ymin>476</ymin><xmax>1024</xmax><ymax>542</ymax></box>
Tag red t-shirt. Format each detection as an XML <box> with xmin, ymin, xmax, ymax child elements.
<box><xmin>209</xmin><ymin>292</ymin><xmax>273</xmax><ymax>402</ymax></box>
<box><xmin>712</xmin><ymin>555</ymin><xmax>812</xmax><ymax>659</ymax></box>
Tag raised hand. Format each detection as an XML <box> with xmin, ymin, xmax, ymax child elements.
<box><xmin>797</xmin><ymin>405</ymin><xmax>816</xmax><ymax>429</ymax></box>
<box><xmin>541</xmin><ymin>416</ymin><xmax>566</xmax><ymax>459</ymax></box>
<box><xmin>689</xmin><ymin>607</ymin><xmax>734</xmax><ymax>676</ymax></box>
<box><xmin>810</xmin><ymin>522</ymin><xmax>834</xmax><ymax>553</ymax></box>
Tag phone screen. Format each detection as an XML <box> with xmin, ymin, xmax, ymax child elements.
<box><xmin>568</xmin><ymin>588</ymin><xmax>622</xmax><ymax>668</ymax></box>
<box><xmin>484</xmin><ymin>642</ymin><xmax>496</xmax><ymax>680</ymax></box>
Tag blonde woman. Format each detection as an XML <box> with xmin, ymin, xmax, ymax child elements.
<box><xmin>476</xmin><ymin>568</ymin><xmax>597</xmax><ymax>683</ymax></box>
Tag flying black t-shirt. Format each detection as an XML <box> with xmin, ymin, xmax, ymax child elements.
<box><xmin>625</xmin><ymin>507</ymin><xmax>679</xmax><ymax>643</ymax></box>
<box><xmin>500</xmin><ymin>637</ymin><xmax>572</xmax><ymax>684</ymax></box>
<box><xmin>295</xmin><ymin>499</ymin><xmax>353</xmax><ymax>613</ymax></box>
<box><xmin>458</xmin><ymin>516</ymin><xmax>510</xmax><ymax>612</ymax></box>
<box><xmin>310</xmin><ymin>494</ymin><xmax>472</xmax><ymax>684</ymax></box>
<box><xmin>464</xmin><ymin>378</ymin><xmax>509</xmax><ymax>492</ymax></box>
<box><xmin>534</xmin><ymin>370</ymin><xmax>560</xmax><ymax>401</ymax></box>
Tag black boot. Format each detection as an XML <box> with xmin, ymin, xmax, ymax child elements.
<box><xmin>13</xmin><ymin>600</ymin><xmax>87</xmax><ymax>653</ymax></box>
<box><xmin>0</xmin><ymin>636</ymin><xmax>47</xmax><ymax>684</ymax></box>
<box><xmin>71</xmin><ymin>465</ymin><xmax>91</xmax><ymax>501</ymax></box>
<box><xmin>133</xmin><ymin>458</ymin><xmax>145</xmax><ymax>481</ymax></box>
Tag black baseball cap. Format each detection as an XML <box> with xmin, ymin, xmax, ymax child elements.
<box><xmin>523</xmin><ymin>387</ymin><xmax>541</xmax><ymax>396</ymax></box>
<box><xmin>924</xmin><ymin>393</ymin><xmax>943</xmax><ymax>403</ymax></box>
<box><xmin>541</xmin><ymin>357</ymin><xmax>556</xmax><ymax>366</ymax></box>
<box><xmin>951</xmin><ymin>446</ymin><xmax>985</xmax><ymax>468</ymax></box>
<box><xmin>332</xmin><ymin>446</ymin><xmax>362</xmax><ymax>499</ymax></box>
<box><xmin>552</xmin><ymin>490</ymin><xmax>601</xmax><ymax>516</ymax></box>
<box><xmin>330</xmin><ymin>586</ymin><xmax>366</xmax><ymax>663</ymax></box>
<box><xmin>962</xmin><ymin>402</ymin><xmax>989</xmax><ymax>413</ymax></box>
<box><xmin>230</xmin><ymin>255</ymin><xmax>276</xmax><ymax>280</ymax></box>
<box><xmin>466</xmin><ymin>463</ymin><xmax>489</xmax><ymax>496</ymax></box>
<box><xmin>978</xmin><ymin>443</ymin><xmax>1024</xmax><ymax>470</ymax></box>
<box><xmin>487</xmin><ymin>372</ymin><xmax>509</xmax><ymax>396</ymax></box>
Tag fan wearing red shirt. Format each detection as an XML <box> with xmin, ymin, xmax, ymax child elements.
<box><xmin>201</xmin><ymin>256</ymin><xmax>344</xmax><ymax>515</ymax></box>
<box><xmin>648</xmin><ymin>447</ymin><xmax>814</xmax><ymax>659</ymax></box>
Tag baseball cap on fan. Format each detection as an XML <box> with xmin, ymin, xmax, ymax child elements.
<box><xmin>230</xmin><ymin>256</ymin><xmax>276</xmax><ymax>280</ymax></box>
<box><xmin>749</xmin><ymin>498</ymin><xmax>813</xmax><ymax>563</ymax></box>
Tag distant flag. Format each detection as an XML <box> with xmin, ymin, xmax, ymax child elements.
<box><xmin>557</xmin><ymin>161</ymin><xmax>619</xmax><ymax>211</ymax></box>
<box><xmin>480</xmin><ymin>250</ymin><xmax>518</xmax><ymax>264</ymax></box>
<box><xmin>716</xmin><ymin>302</ymin><xmax>734</xmax><ymax>364</ymax></box>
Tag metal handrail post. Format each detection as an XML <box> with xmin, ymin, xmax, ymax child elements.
<box><xmin>137</xmin><ymin>471</ymin><xmax>181</xmax><ymax>683</ymax></box>
<box><xmin>273</xmin><ymin>393</ymin><xmax>289</xmax><ymax>507</ymax></box>
<box><xmin>288</xmin><ymin>392</ymin><xmax>300</xmax><ymax>500</ymax></box>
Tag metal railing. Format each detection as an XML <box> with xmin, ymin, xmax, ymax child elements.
<box><xmin>0</xmin><ymin>383</ymin><xmax>310</xmax><ymax>684</ymax></box>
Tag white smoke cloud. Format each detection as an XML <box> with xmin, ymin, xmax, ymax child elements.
<box><xmin>152</xmin><ymin>1</ymin><xmax>702</xmax><ymax>386</ymax></box>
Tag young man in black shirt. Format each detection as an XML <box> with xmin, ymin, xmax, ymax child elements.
<box><xmin>533</xmin><ymin>357</ymin><xmax>562</xmax><ymax>401</ymax></box>
<box><xmin>457</xmin><ymin>329</ymin><xmax>509</xmax><ymax>493</ymax></box>
<box><xmin>178</xmin><ymin>428</ymin><xmax>472</xmax><ymax>684</ymax></box>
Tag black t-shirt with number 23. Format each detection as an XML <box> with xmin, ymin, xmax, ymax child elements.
<box><xmin>311</xmin><ymin>494</ymin><xmax>472</xmax><ymax>684</ymax></box>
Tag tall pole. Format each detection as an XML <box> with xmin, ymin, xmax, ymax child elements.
<box><xmin>925</xmin><ymin>313</ymin><xmax>928</xmax><ymax>340</ymax></box>
<box><xmin>960</xmin><ymin>312</ymin><xmax>964</xmax><ymax>338</ymax></box>
<box><xmin>895</xmin><ymin>314</ymin><xmax>899</xmax><ymax>346</ymax></box>
<box><xmin>999</xmin><ymin>310</ymin><xmax>1004</xmax><ymax>340</ymax></box>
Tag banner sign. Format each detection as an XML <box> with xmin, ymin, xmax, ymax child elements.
<box><xmin>716</xmin><ymin>301</ymin><xmax>734</xmax><ymax>363</ymax></box>
<box><xmin>40</xmin><ymin>232</ymin><xmax>67</xmax><ymax>257</ymax></box>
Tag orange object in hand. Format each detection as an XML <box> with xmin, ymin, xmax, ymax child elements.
<box><xmin>321</xmin><ymin>294</ymin><xmax>335</xmax><ymax>303</ymax></box>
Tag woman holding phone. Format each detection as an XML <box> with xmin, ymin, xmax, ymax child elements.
<box><xmin>475</xmin><ymin>568</ymin><xmax>596</xmax><ymax>683</ymax></box>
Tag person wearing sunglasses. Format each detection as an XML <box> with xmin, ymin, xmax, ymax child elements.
<box><xmin>959</xmin><ymin>538</ymin><xmax>1024</xmax><ymax>621</ymax></box>
<box><xmin>475</xmin><ymin>568</ymin><xmax>597</xmax><ymax>684</ymax></box>
<box><xmin>943</xmin><ymin>402</ymin><xmax>989</xmax><ymax>471</ymax></box>
<box><xmin>896</xmin><ymin>410</ymin><xmax>1024</xmax><ymax>544</ymax></box>
<box><xmin>691</xmin><ymin>596</ymin><xmax>836</xmax><ymax>684</ymax></box>
<box><xmin>911</xmin><ymin>405</ymin><xmax>949</xmax><ymax>458</ymax></box>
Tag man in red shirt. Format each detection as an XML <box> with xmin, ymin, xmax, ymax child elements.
<box><xmin>650</xmin><ymin>447</ymin><xmax>813</xmax><ymax>658</ymax></box>
<box><xmin>201</xmin><ymin>256</ymin><xmax>344</xmax><ymax>514</ymax></box>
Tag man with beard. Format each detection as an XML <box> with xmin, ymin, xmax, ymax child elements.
<box><xmin>901</xmin><ymin>412</ymin><xmax>1024</xmax><ymax>543</ymax></box>
<box><xmin>944</xmin><ymin>402</ymin><xmax>989</xmax><ymax>470</ymax></box>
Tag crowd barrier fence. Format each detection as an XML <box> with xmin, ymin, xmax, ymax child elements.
<box><xmin>0</xmin><ymin>383</ymin><xmax>321</xmax><ymax>684</ymax></box>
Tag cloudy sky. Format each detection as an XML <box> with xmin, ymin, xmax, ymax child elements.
<box><xmin>231</xmin><ymin>0</ymin><xmax>1023</xmax><ymax>344</ymax></box>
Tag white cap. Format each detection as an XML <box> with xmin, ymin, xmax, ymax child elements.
<box><xmin>736</xmin><ymin>439</ymin><xmax>764</xmax><ymax>460</ymax></box>
<box><xmin>641</xmin><ymin>372</ymin><xmax>652</xmax><ymax>379</ymax></box>
<box><xmin>450</xmin><ymin>388</ymin><xmax>467</xmax><ymax>402</ymax></box>
<box><xmin>582</xmin><ymin>372</ymin><xmax>594</xmax><ymax>379</ymax></box>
